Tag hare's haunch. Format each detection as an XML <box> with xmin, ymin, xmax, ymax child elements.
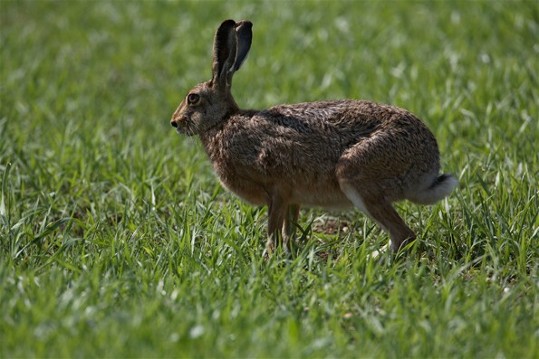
<box><xmin>171</xmin><ymin>20</ymin><xmax>458</xmax><ymax>254</ymax></box>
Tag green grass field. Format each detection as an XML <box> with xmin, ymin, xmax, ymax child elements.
<box><xmin>1</xmin><ymin>0</ymin><xmax>538</xmax><ymax>357</ymax></box>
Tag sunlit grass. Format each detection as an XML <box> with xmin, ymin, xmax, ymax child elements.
<box><xmin>1</xmin><ymin>0</ymin><xmax>538</xmax><ymax>358</ymax></box>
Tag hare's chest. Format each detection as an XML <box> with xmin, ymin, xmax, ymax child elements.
<box><xmin>203</xmin><ymin>136</ymin><xmax>268</xmax><ymax>206</ymax></box>
<box><xmin>213</xmin><ymin>161</ymin><xmax>268</xmax><ymax>206</ymax></box>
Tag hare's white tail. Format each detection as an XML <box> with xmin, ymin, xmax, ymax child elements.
<box><xmin>410</xmin><ymin>174</ymin><xmax>459</xmax><ymax>205</ymax></box>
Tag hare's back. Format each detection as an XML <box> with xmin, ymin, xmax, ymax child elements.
<box><xmin>262</xmin><ymin>99</ymin><xmax>432</xmax><ymax>135</ymax></box>
<box><xmin>234</xmin><ymin>99</ymin><xmax>436</xmax><ymax>166</ymax></box>
<box><xmin>228</xmin><ymin>99</ymin><xmax>414</xmax><ymax>170</ymax></box>
<box><xmin>264</xmin><ymin>100</ymin><xmax>384</xmax><ymax>132</ymax></box>
<box><xmin>258</xmin><ymin>99</ymin><xmax>440</xmax><ymax>179</ymax></box>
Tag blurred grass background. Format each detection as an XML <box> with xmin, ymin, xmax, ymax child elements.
<box><xmin>1</xmin><ymin>0</ymin><xmax>538</xmax><ymax>357</ymax></box>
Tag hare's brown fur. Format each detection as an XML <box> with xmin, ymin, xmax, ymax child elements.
<box><xmin>171</xmin><ymin>20</ymin><xmax>458</xmax><ymax>254</ymax></box>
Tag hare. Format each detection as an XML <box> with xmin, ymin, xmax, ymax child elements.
<box><xmin>171</xmin><ymin>19</ymin><xmax>458</xmax><ymax>255</ymax></box>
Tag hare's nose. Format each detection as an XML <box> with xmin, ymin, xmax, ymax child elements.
<box><xmin>170</xmin><ymin>120</ymin><xmax>178</xmax><ymax>128</ymax></box>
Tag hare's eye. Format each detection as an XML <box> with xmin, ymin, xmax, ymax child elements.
<box><xmin>187</xmin><ymin>93</ymin><xmax>200</xmax><ymax>105</ymax></box>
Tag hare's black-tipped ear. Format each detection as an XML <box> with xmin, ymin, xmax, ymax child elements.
<box><xmin>211</xmin><ymin>19</ymin><xmax>238</xmax><ymax>89</ymax></box>
<box><xmin>233</xmin><ymin>21</ymin><xmax>253</xmax><ymax>72</ymax></box>
<box><xmin>210</xmin><ymin>19</ymin><xmax>253</xmax><ymax>89</ymax></box>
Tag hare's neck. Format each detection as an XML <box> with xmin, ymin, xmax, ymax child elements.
<box><xmin>199</xmin><ymin>109</ymin><xmax>256</xmax><ymax>165</ymax></box>
<box><xmin>199</xmin><ymin>122</ymin><xmax>225</xmax><ymax>158</ymax></box>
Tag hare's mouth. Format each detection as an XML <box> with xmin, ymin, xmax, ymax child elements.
<box><xmin>176</xmin><ymin>125</ymin><xmax>196</xmax><ymax>137</ymax></box>
<box><xmin>171</xmin><ymin>115</ymin><xmax>197</xmax><ymax>136</ymax></box>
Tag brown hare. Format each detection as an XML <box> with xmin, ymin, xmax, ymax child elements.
<box><xmin>171</xmin><ymin>19</ymin><xmax>458</xmax><ymax>255</ymax></box>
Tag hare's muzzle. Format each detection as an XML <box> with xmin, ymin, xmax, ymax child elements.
<box><xmin>170</xmin><ymin>116</ymin><xmax>184</xmax><ymax>129</ymax></box>
<box><xmin>170</xmin><ymin>115</ymin><xmax>194</xmax><ymax>136</ymax></box>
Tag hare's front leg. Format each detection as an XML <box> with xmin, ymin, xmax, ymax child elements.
<box><xmin>283</xmin><ymin>204</ymin><xmax>300</xmax><ymax>249</ymax></box>
<box><xmin>265</xmin><ymin>194</ymin><xmax>288</xmax><ymax>255</ymax></box>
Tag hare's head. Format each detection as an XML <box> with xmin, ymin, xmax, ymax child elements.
<box><xmin>171</xmin><ymin>20</ymin><xmax>253</xmax><ymax>136</ymax></box>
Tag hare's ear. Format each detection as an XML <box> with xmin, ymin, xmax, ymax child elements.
<box><xmin>211</xmin><ymin>19</ymin><xmax>238</xmax><ymax>89</ymax></box>
<box><xmin>233</xmin><ymin>21</ymin><xmax>253</xmax><ymax>72</ymax></box>
<box><xmin>210</xmin><ymin>19</ymin><xmax>253</xmax><ymax>89</ymax></box>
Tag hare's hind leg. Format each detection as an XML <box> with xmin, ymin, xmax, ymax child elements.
<box><xmin>338</xmin><ymin>181</ymin><xmax>415</xmax><ymax>252</ymax></box>
<box><xmin>336</xmin><ymin>136</ymin><xmax>416</xmax><ymax>252</ymax></box>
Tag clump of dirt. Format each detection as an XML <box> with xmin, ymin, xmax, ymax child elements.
<box><xmin>312</xmin><ymin>215</ymin><xmax>351</xmax><ymax>235</ymax></box>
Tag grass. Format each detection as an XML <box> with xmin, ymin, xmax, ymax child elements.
<box><xmin>1</xmin><ymin>0</ymin><xmax>538</xmax><ymax>357</ymax></box>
